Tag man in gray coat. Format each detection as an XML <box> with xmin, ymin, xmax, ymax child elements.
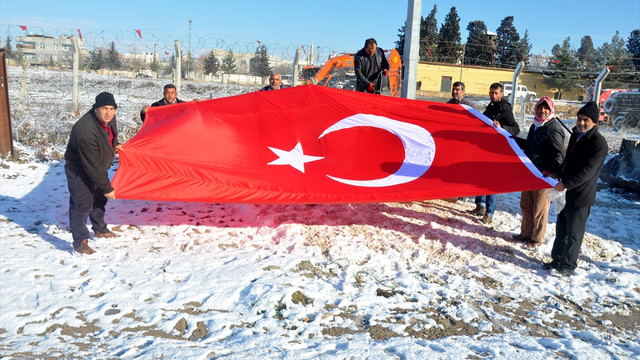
<box><xmin>354</xmin><ymin>38</ymin><xmax>389</xmax><ymax>93</ymax></box>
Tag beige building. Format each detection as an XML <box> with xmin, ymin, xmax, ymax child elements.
<box><xmin>15</xmin><ymin>34</ymin><xmax>89</xmax><ymax>67</ymax></box>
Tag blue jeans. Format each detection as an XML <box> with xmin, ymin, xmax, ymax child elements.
<box><xmin>475</xmin><ymin>195</ymin><xmax>496</xmax><ymax>216</ymax></box>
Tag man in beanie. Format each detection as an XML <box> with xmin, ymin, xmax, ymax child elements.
<box><xmin>512</xmin><ymin>97</ymin><xmax>566</xmax><ymax>247</ymax></box>
<box><xmin>545</xmin><ymin>101</ymin><xmax>607</xmax><ymax>276</ymax></box>
<box><xmin>64</xmin><ymin>92</ymin><xmax>121</xmax><ymax>254</ymax></box>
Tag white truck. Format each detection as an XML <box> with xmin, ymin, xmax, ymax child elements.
<box><xmin>501</xmin><ymin>83</ymin><xmax>537</xmax><ymax>101</ymax></box>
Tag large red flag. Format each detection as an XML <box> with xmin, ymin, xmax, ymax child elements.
<box><xmin>112</xmin><ymin>85</ymin><xmax>555</xmax><ymax>204</ymax></box>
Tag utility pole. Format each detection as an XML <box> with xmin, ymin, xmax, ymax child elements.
<box><xmin>401</xmin><ymin>0</ymin><xmax>421</xmax><ymax>99</ymax></box>
<box><xmin>188</xmin><ymin>20</ymin><xmax>192</xmax><ymax>80</ymax></box>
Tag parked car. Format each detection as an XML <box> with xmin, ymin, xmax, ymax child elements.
<box><xmin>501</xmin><ymin>83</ymin><xmax>537</xmax><ymax>101</ymax></box>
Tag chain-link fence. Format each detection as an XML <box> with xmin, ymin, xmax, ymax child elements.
<box><xmin>2</xmin><ymin>26</ymin><xmax>639</xmax><ymax>160</ymax></box>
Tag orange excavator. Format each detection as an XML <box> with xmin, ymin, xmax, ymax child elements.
<box><xmin>303</xmin><ymin>49</ymin><xmax>403</xmax><ymax>97</ymax></box>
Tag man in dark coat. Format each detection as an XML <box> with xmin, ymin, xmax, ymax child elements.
<box><xmin>261</xmin><ymin>73</ymin><xmax>282</xmax><ymax>91</ymax></box>
<box><xmin>65</xmin><ymin>92</ymin><xmax>121</xmax><ymax>254</ymax></box>
<box><xmin>468</xmin><ymin>83</ymin><xmax>521</xmax><ymax>224</ymax></box>
<box><xmin>545</xmin><ymin>101</ymin><xmax>608</xmax><ymax>276</ymax></box>
<box><xmin>354</xmin><ymin>38</ymin><xmax>389</xmax><ymax>93</ymax></box>
<box><xmin>447</xmin><ymin>81</ymin><xmax>475</xmax><ymax>107</ymax></box>
<box><xmin>513</xmin><ymin>97</ymin><xmax>566</xmax><ymax>247</ymax></box>
<box><xmin>140</xmin><ymin>84</ymin><xmax>184</xmax><ymax>122</ymax></box>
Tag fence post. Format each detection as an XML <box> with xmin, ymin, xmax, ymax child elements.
<box><xmin>71</xmin><ymin>35</ymin><xmax>80</xmax><ymax>113</ymax></box>
<box><xmin>174</xmin><ymin>40</ymin><xmax>181</xmax><ymax>97</ymax></box>
<box><xmin>0</xmin><ymin>49</ymin><xmax>14</xmax><ymax>159</ymax></box>
<box><xmin>592</xmin><ymin>67</ymin><xmax>611</xmax><ymax>104</ymax></box>
<box><xmin>292</xmin><ymin>48</ymin><xmax>301</xmax><ymax>87</ymax></box>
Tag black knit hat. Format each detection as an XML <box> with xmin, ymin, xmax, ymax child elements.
<box><xmin>577</xmin><ymin>101</ymin><xmax>599</xmax><ymax>123</ymax></box>
<box><xmin>93</xmin><ymin>92</ymin><xmax>118</xmax><ymax>109</ymax></box>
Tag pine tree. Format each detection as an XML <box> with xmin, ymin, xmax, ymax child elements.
<box><xmin>250</xmin><ymin>44</ymin><xmax>271</xmax><ymax>80</ymax></box>
<box><xmin>494</xmin><ymin>16</ymin><xmax>521</xmax><ymax>68</ymax></box>
<box><xmin>4</xmin><ymin>36</ymin><xmax>13</xmax><ymax>59</ymax></box>
<box><xmin>106</xmin><ymin>42</ymin><xmax>121</xmax><ymax>70</ymax></box>
<box><xmin>419</xmin><ymin>5</ymin><xmax>438</xmax><ymax>61</ymax></box>
<box><xmin>518</xmin><ymin>30</ymin><xmax>532</xmax><ymax>66</ymax></box>
<box><xmin>221</xmin><ymin>50</ymin><xmax>237</xmax><ymax>74</ymax></box>
<box><xmin>627</xmin><ymin>29</ymin><xmax>640</xmax><ymax>70</ymax></box>
<box><xmin>577</xmin><ymin>35</ymin><xmax>597</xmax><ymax>71</ymax></box>
<box><xmin>547</xmin><ymin>37</ymin><xmax>581</xmax><ymax>92</ymax></box>
<box><xmin>435</xmin><ymin>6</ymin><xmax>462</xmax><ymax>64</ymax></box>
<box><xmin>598</xmin><ymin>31</ymin><xmax>633</xmax><ymax>82</ymax></box>
<box><xmin>465</xmin><ymin>21</ymin><xmax>493</xmax><ymax>66</ymax></box>
<box><xmin>89</xmin><ymin>48</ymin><xmax>105</xmax><ymax>71</ymax></box>
<box><xmin>395</xmin><ymin>22</ymin><xmax>406</xmax><ymax>56</ymax></box>
<box><xmin>203</xmin><ymin>50</ymin><xmax>219</xmax><ymax>75</ymax></box>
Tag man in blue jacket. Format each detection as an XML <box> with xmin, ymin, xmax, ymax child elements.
<box><xmin>354</xmin><ymin>38</ymin><xmax>389</xmax><ymax>93</ymax></box>
<box><xmin>65</xmin><ymin>92</ymin><xmax>121</xmax><ymax>254</ymax></box>
<box><xmin>545</xmin><ymin>101</ymin><xmax>608</xmax><ymax>276</ymax></box>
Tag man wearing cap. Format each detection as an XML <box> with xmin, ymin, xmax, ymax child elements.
<box><xmin>64</xmin><ymin>92</ymin><xmax>121</xmax><ymax>254</ymax></box>
<box><xmin>545</xmin><ymin>101</ymin><xmax>608</xmax><ymax>276</ymax></box>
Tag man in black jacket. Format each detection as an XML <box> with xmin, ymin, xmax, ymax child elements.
<box><xmin>354</xmin><ymin>38</ymin><xmax>389</xmax><ymax>93</ymax></box>
<box><xmin>261</xmin><ymin>73</ymin><xmax>282</xmax><ymax>91</ymax></box>
<box><xmin>65</xmin><ymin>92</ymin><xmax>121</xmax><ymax>254</ymax></box>
<box><xmin>468</xmin><ymin>83</ymin><xmax>520</xmax><ymax>224</ymax></box>
<box><xmin>513</xmin><ymin>97</ymin><xmax>565</xmax><ymax>247</ymax></box>
<box><xmin>140</xmin><ymin>84</ymin><xmax>184</xmax><ymax>122</ymax></box>
<box><xmin>545</xmin><ymin>101</ymin><xmax>608</xmax><ymax>276</ymax></box>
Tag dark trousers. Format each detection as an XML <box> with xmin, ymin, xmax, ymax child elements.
<box><xmin>551</xmin><ymin>206</ymin><xmax>591</xmax><ymax>271</ymax></box>
<box><xmin>65</xmin><ymin>165</ymin><xmax>109</xmax><ymax>246</ymax></box>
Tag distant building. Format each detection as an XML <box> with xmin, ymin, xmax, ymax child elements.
<box><xmin>122</xmin><ymin>52</ymin><xmax>158</xmax><ymax>65</ymax></box>
<box><xmin>15</xmin><ymin>34</ymin><xmax>89</xmax><ymax>66</ymax></box>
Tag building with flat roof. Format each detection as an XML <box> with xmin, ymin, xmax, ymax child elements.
<box><xmin>15</xmin><ymin>34</ymin><xmax>89</xmax><ymax>67</ymax></box>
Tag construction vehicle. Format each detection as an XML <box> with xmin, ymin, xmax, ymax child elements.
<box><xmin>603</xmin><ymin>90</ymin><xmax>640</xmax><ymax>131</ymax></box>
<box><xmin>302</xmin><ymin>49</ymin><xmax>403</xmax><ymax>97</ymax></box>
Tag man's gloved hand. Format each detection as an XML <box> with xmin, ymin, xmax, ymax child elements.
<box><xmin>367</xmin><ymin>83</ymin><xmax>375</xmax><ymax>92</ymax></box>
<box><xmin>382</xmin><ymin>69</ymin><xmax>389</xmax><ymax>76</ymax></box>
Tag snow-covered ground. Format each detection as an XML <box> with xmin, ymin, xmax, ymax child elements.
<box><xmin>1</xmin><ymin>67</ymin><xmax>639</xmax><ymax>359</ymax></box>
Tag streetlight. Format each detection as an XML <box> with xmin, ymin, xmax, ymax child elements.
<box><xmin>188</xmin><ymin>19</ymin><xmax>192</xmax><ymax>80</ymax></box>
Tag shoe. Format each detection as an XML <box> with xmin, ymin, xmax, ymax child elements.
<box><xmin>467</xmin><ymin>206</ymin><xmax>486</xmax><ymax>216</ymax></box>
<box><xmin>74</xmin><ymin>239</ymin><xmax>95</xmax><ymax>254</ymax></box>
<box><xmin>543</xmin><ymin>261</ymin><xmax>559</xmax><ymax>270</ymax></box>
<box><xmin>556</xmin><ymin>267</ymin><xmax>575</xmax><ymax>277</ymax></box>
<box><xmin>524</xmin><ymin>240</ymin><xmax>542</xmax><ymax>248</ymax></box>
<box><xmin>480</xmin><ymin>215</ymin><xmax>493</xmax><ymax>224</ymax></box>
<box><xmin>95</xmin><ymin>231</ymin><xmax>116</xmax><ymax>238</ymax></box>
<box><xmin>512</xmin><ymin>234</ymin><xmax>531</xmax><ymax>242</ymax></box>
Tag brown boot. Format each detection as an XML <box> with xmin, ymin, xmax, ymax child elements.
<box><xmin>95</xmin><ymin>231</ymin><xmax>116</xmax><ymax>238</ymax></box>
<box><xmin>74</xmin><ymin>239</ymin><xmax>95</xmax><ymax>254</ymax></box>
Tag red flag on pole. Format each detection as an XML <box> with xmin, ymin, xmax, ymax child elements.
<box><xmin>164</xmin><ymin>51</ymin><xmax>170</xmax><ymax>55</ymax></box>
<box><xmin>19</xmin><ymin>25</ymin><xmax>27</xmax><ymax>31</ymax></box>
<box><xmin>135</xmin><ymin>29</ymin><xmax>142</xmax><ymax>38</ymax></box>
<box><xmin>112</xmin><ymin>85</ymin><xmax>555</xmax><ymax>204</ymax></box>
<box><xmin>301</xmin><ymin>45</ymin><xmax>307</xmax><ymax>55</ymax></box>
<box><xmin>257</xmin><ymin>40</ymin><xmax>261</xmax><ymax>47</ymax></box>
<box><xmin>77</xmin><ymin>29</ymin><xmax>83</xmax><ymax>41</ymax></box>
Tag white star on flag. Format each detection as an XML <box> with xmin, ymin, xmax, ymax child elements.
<box><xmin>267</xmin><ymin>142</ymin><xmax>324</xmax><ymax>173</ymax></box>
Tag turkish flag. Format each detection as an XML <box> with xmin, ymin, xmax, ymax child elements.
<box><xmin>112</xmin><ymin>85</ymin><xmax>555</xmax><ymax>204</ymax></box>
<box><xmin>164</xmin><ymin>51</ymin><xmax>170</xmax><ymax>55</ymax></box>
<box><xmin>135</xmin><ymin>29</ymin><xmax>142</xmax><ymax>38</ymax></box>
<box><xmin>77</xmin><ymin>29</ymin><xmax>82</xmax><ymax>41</ymax></box>
<box><xmin>19</xmin><ymin>25</ymin><xmax>27</xmax><ymax>31</ymax></box>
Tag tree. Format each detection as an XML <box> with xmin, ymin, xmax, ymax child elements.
<box><xmin>89</xmin><ymin>48</ymin><xmax>106</xmax><ymax>71</ymax></box>
<box><xmin>547</xmin><ymin>37</ymin><xmax>581</xmax><ymax>93</ymax></box>
<box><xmin>221</xmin><ymin>50</ymin><xmax>237</xmax><ymax>74</ymax></box>
<box><xmin>628</xmin><ymin>29</ymin><xmax>640</xmax><ymax>70</ymax></box>
<box><xmin>519</xmin><ymin>30</ymin><xmax>532</xmax><ymax>66</ymax></box>
<box><xmin>250</xmin><ymin>44</ymin><xmax>271</xmax><ymax>80</ymax></box>
<box><xmin>106</xmin><ymin>42</ymin><xmax>121</xmax><ymax>70</ymax></box>
<box><xmin>395</xmin><ymin>22</ymin><xmax>406</xmax><ymax>56</ymax></box>
<box><xmin>494</xmin><ymin>16</ymin><xmax>521</xmax><ymax>68</ymax></box>
<box><xmin>419</xmin><ymin>5</ymin><xmax>438</xmax><ymax>61</ymax></box>
<box><xmin>597</xmin><ymin>31</ymin><xmax>633</xmax><ymax>82</ymax></box>
<box><xmin>435</xmin><ymin>6</ymin><xmax>462</xmax><ymax>64</ymax></box>
<box><xmin>202</xmin><ymin>50</ymin><xmax>219</xmax><ymax>75</ymax></box>
<box><xmin>4</xmin><ymin>36</ymin><xmax>13</xmax><ymax>59</ymax></box>
<box><xmin>149</xmin><ymin>56</ymin><xmax>159</xmax><ymax>77</ymax></box>
<box><xmin>577</xmin><ymin>35</ymin><xmax>597</xmax><ymax>71</ymax></box>
<box><xmin>464</xmin><ymin>21</ymin><xmax>493</xmax><ymax>66</ymax></box>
